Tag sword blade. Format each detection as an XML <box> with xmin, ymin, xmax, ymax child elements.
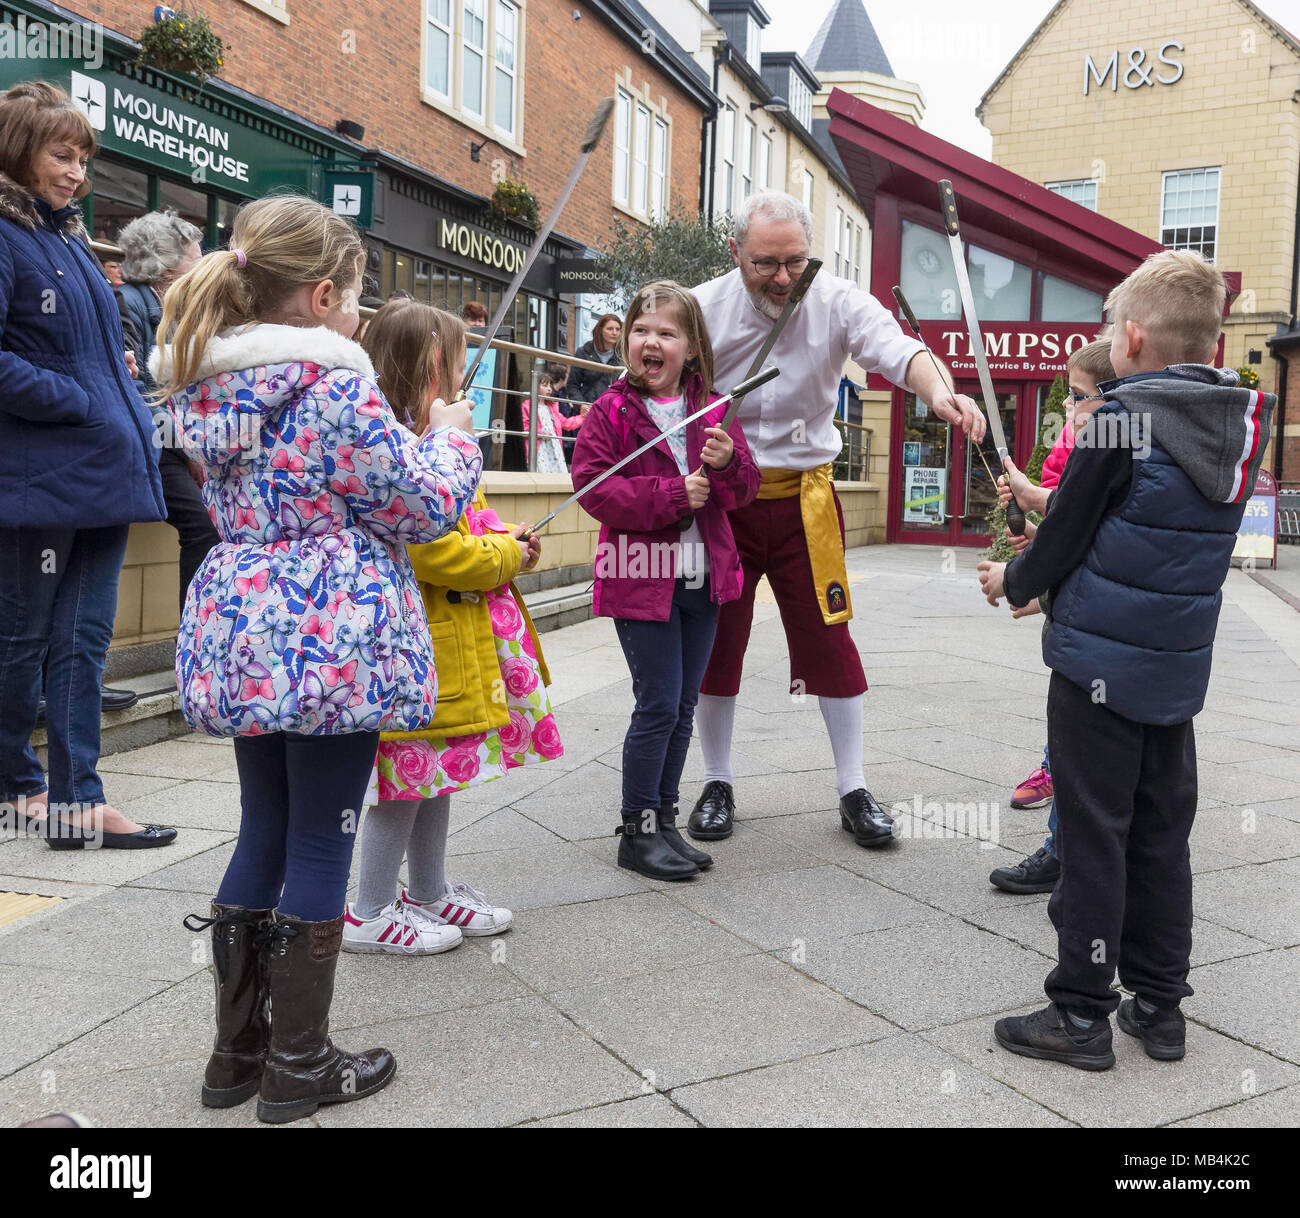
<box><xmin>459</xmin><ymin>98</ymin><xmax>614</xmax><ymax>397</ymax></box>
<box><xmin>937</xmin><ymin>180</ymin><xmax>1010</xmax><ymax>461</ymax></box>
<box><xmin>530</xmin><ymin>366</ymin><xmax>781</xmax><ymax>532</ymax></box>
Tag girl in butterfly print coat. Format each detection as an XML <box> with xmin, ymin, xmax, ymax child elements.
<box><xmin>341</xmin><ymin>301</ymin><xmax>562</xmax><ymax>955</ymax></box>
<box><xmin>156</xmin><ymin>196</ymin><xmax>480</xmax><ymax>1124</ymax></box>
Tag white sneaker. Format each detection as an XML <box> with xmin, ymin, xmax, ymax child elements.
<box><xmin>402</xmin><ymin>882</ymin><xmax>514</xmax><ymax>937</ymax></box>
<box><xmin>342</xmin><ymin>899</ymin><xmax>463</xmax><ymax>955</ymax></box>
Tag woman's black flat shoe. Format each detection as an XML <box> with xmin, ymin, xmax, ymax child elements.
<box><xmin>46</xmin><ymin>820</ymin><xmax>178</xmax><ymax>851</ymax></box>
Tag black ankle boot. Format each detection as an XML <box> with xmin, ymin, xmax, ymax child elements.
<box><xmin>615</xmin><ymin>815</ymin><xmax>698</xmax><ymax>881</ymax></box>
<box><xmin>658</xmin><ymin>803</ymin><xmax>712</xmax><ymax>869</ymax></box>
<box><xmin>183</xmin><ymin>904</ymin><xmax>273</xmax><ymax>1108</ymax></box>
<box><xmin>256</xmin><ymin>912</ymin><xmax>397</xmax><ymax>1124</ymax></box>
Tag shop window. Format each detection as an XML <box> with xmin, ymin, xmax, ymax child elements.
<box><xmin>1040</xmin><ymin>273</ymin><xmax>1103</xmax><ymax>322</ymax></box>
<box><xmin>969</xmin><ymin>243</ymin><xmax>1031</xmax><ymax>321</ymax></box>
<box><xmin>215</xmin><ymin>198</ymin><xmax>238</xmax><ymax>250</ymax></box>
<box><xmin>429</xmin><ymin>265</ymin><xmax>447</xmax><ymax>308</ymax></box>
<box><xmin>415</xmin><ymin>259</ymin><xmax>431</xmax><ymax>302</ymax></box>
<box><xmin>159</xmin><ymin>179</ymin><xmax>208</xmax><ymax>241</ymax></box>
<box><xmin>90</xmin><ymin>157</ymin><xmax>148</xmax><ymax>243</ymax></box>
<box><xmin>422</xmin><ymin>0</ymin><xmax>522</xmax><ymax>145</ymax></box>
<box><xmin>1161</xmin><ymin>167</ymin><xmax>1219</xmax><ymax>261</ymax></box>
<box><xmin>1046</xmin><ymin>179</ymin><xmax>1098</xmax><ymax>210</ymax></box>
<box><xmin>899</xmin><ymin>219</ymin><xmax>959</xmax><ymax>321</ymax></box>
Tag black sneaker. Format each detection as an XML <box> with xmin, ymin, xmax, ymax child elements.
<box><xmin>994</xmin><ymin>1003</ymin><xmax>1115</xmax><ymax>1071</ymax></box>
<box><xmin>989</xmin><ymin>846</ymin><xmax>1060</xmax><ymax>894</ymax></box>
<box><xmin>1117</xmin><ymin>997</ymin><xmax>1186</xmax><ymax>1060</ymax></box>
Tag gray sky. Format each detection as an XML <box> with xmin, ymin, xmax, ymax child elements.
<box><xmin>762</xmin><ymin>0</ymin><xmax>1300</xmax><ymax>157</ymax></box>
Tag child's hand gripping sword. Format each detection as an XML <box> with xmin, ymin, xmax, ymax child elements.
<box><xmin>521</xmin><ymin>366</ymin><xmax>781</xmax><ymax>538</ymax></box>
<box><xmin>935</xmin><ymin>180</ymin><xmax>1027</xmax><ymax>537</ymax></box>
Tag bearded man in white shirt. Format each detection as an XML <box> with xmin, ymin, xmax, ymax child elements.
<box><xmin>686</xmin><ymin>190</ymin><xmax>985</xmax><ymax>846</ymax></box>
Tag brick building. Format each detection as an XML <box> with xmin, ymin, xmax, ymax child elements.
<box><xmin>978</xmin><ymin>0</ymin><xmax>1300</xmax><ymax>483</ymax></box>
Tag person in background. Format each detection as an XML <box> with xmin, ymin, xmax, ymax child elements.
<box><xmin>0</xmin><ymin>82</ymin><xmax>174</xmax><ymax>849</ymax></box>
<box><xmin>116</xmin><ymin>209</ymin><xmax>219</xmax><ymax>614</ymax></box>
<box><xmin>100</xmin><ymin>257</ymin><xmax>123</xmax><ymax>285</ymax></box>
<box><xmin>461</xmin><ymin>300</ymin><xmax>488</xmax><ymax>326</ymax></box>
<box><xmin>389</xmin><ymin>288</ymin><xmax>413</xmax><ymax>302</ymax></box>
<box><xmin>521</xmin><ymin>365</ymin><xmax>583</xmax><ymax>472</ymax></box>
<box><xmin>567</xmin><ymin>313</ymin><xmax>622</xmax><ymax>407</ymax></box>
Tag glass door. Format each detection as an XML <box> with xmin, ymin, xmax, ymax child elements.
<box><xmin>896</xmin><ymin>391</ymin><xmax>955</xmax><ymax>541</ymax></box>
<box><xmin>959</xmin><ymin>385</ymin><xmax>1020</xmax><ymax>541</ymax></box>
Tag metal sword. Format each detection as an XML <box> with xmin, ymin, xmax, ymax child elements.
<box><xmin>936</xmin><ymin>179</ymin><xmax>1026</xmax><ymax>535</ymax></box>
<box><xmin>458</xmin><ymin>97</ymin><xmax>615</xmax><ymax>399</ymax></box>
<box><xmin>524</xmin><ymin>366</ymin><xmax>781</xmax><ymax>535</ymax></box>
<box><xmin>892</xmin><ymin>284</ymin><xmax>1001</xmax><ymax>492</ymax></box>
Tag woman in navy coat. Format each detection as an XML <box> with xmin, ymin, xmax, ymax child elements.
<box><xmin>0</xmin><ymin>82</ymin><xmax>175</xmax><ymax>849</ymax></box>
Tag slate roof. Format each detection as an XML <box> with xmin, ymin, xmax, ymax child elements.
<box><xmin>805</xmin><ymin>0</ymin><xmax>894</xmax><ymax>76</ymax></box>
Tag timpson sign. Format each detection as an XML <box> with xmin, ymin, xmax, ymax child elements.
<box><xmin>919</xmin><ymin>322</ymin><xmax>1100</xmax><ymax>378</ymax></box>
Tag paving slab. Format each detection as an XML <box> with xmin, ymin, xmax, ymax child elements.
<box><xmin>787</xmin><ymin>919</ymin><xmax>1052</xmax><ymax>1032</ymax></box>
<box><xmin>118</xmin><ymin>779</ymin><xmax>244</xmax><ymax>833</ymax></box>
<box><xmin>98</xmin><ymin>739</ymin><xmax>237</xmax><ymax>779</ymax></box>
<box><xmin>549</xmin><ymin>953</ymin><xmax>894</xmax><ymax>1090</ymax></box>
<box><xmin>0</xmin><ymin>828</ymin><xmax>232</xmax><ymax>888</ymax></box>
<box><xmin>1170</xmin><ymin>1084</ymin><xmax>1300</xmax><ymax>1128</ymax></box>
<box><xmin>670</xmin><ymin>1033</ymin><xmax>1070</xmax><ymax>1128</ymax></box>
<box><xmin>522</xmin><ymin>1094</ymin><xmax>699</xmax><ymax>1128</ymax></box>
<box><xmin>1193</xmin><ymin>862</ymin><xmax>1300</xmax><ymax>947</ymax></box>
<box><xmin>667</xmin><ymin>862</ymin><xmax>944</xmax><ymax>953</ymax></box>
<box><xmin>924</xmin><ymin>1005</ymin><xmax>1300</xmax><ymax>1128</ymax></box>
<box><xmin>314</xmin><ymin>996</ymin><xmax>645</xmax><ymax>1127</ymax></box>
<box><xmin>445</xmin><ymin>806</ymin><xmax>566</xmax><ymax>856</ymax></box>
<box><xmin>1187</xmin><ymin>948</ymin><xmax>1300</xmax><ymax>1062</ymax></box>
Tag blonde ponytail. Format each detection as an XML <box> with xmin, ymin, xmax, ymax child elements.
<box><xmin>154</xmin><ymin>193</ymin><xmax>366</xmax><ymax>401</ymax></box>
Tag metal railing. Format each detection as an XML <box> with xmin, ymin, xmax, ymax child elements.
<box><xmin>833</xmin><ymin>419</ymin><xmax>874</xmax><ymax>483</ymax></box>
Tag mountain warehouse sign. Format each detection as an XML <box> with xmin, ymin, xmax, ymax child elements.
<box><xmin>438</xmin><ymin>219</ymin><xmax>527</xmax><ymax>274</ymax></box>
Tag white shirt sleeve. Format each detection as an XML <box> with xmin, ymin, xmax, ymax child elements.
<box><xmin>840</xmin><ymin>282</ymin><xmax>926</xmax><ymax>388</ymax></box>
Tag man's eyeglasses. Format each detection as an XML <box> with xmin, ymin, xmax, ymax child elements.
<box><xmin>749</xmin><ymin>256</ymin><xmax>810</xmax><ymax>278</ymax></box>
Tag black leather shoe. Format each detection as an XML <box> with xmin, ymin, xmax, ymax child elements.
<box><xmin>989</xmin><ymin>846</ymin><xmax>1060</xmax><ymax>894</ymax></box>
<box><xmin>687</xmin><ymin>780</ymin><xmax>734</xmax><ymax>841</ymax></box>
<box><xmin>615</xmin><ymin>817</ymin><xmax>698</xmax><ymax>881</ymax></box>
<box><xmin>839</xmin><ymin>788</ymin><xmax>895</xmax><ymax>847</ymax></box>
<box><xmin>101</xmin><ymin>685</ymin><xmax>139</xmax><ymax>713</ymax></box>
<box><xmin>658</xmin><ymin>804</ymin><xmax>712</xmax><ymax>869</ymax></box>
<box><xmin>46</xmin><ymin>818</ymin><xmax>178</xmax><ymax>851</ymax></box>
<box><xmin>994</xmin><ymin>1003</ymin><xmax>1114</xmax><ymax>1071</ymax></box>
<box><xmin>1117</xmin><ymin>998</ymin><xmax>1185</xmax><ymax>1060</ymax></box>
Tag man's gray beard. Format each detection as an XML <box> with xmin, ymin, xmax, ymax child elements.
<box><xmin>748</xmin><ymin>288</ymin><xmax>783</xmax><ymax>320</ymax></box>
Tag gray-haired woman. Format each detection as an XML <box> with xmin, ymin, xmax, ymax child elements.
<box><xmin>115</xmin><ymin>210</ymin><xmax>220</xmax><ymax>610</ymax></box>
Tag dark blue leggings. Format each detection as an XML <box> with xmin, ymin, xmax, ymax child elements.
<box><xmin>614</xmin><ymin>580</ymin><xmax>718</xmax><ymax>819</ymax></box>
<box><xmin>217</xmin><ymin>731</ymin><xmax>379</xmax><ymax>921</ymax></box>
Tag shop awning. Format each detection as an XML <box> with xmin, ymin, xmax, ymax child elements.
<box><xmin>826</xmin><ymin>88</ymin><xmax>1163</xmax><ymax>283</ymax></box>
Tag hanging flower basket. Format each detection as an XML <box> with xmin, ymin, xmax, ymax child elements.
<box><xmin>138</xmin><ymin>9</ymin><xmax>225</xmax><ymax>83</ymax></box>
<box><xmin>487</xmin><ymin>179</ymin><xmax>540</xmax><ymax>231</ymax></box>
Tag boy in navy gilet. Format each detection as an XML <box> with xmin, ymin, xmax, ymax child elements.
<box><xmin>978</xmin><ymin>251</ymin><xmax>1274</xmax><ymax>1070</ymax></box>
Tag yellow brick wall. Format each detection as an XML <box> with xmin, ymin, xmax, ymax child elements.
<box><xmin>981</xmin><ymin>0</ymin><xmax>1300</xmax><ymax>387</ymax></box>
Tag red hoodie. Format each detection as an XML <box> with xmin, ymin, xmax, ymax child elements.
<box><xmin>571</xmin><ymin>372</ymin><xmax>760</xmax><ymax>621</ymax></box>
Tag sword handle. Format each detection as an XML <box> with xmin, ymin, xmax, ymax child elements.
<box><xmin>1005</xmin><ymin>496</ymin><xmax>1027</xmax><ymax>537</ymax></box>
<box><xmin>938</xmin><ymin>180</ymin><xmax>961</xmax><ymax>237</ymax></box>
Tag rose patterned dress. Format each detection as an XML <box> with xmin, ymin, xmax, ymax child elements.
<box><xmin>373</xmin><ymin>505</ymin><xmax>563</xmax><ymax>799</ymax></box>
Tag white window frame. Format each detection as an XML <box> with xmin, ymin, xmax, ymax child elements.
<box><xmin>834</xmin><ymin>206</ymin><xmax>844</xmax><ymax>275</ymax></box>
<box><xmin>853</xmin><ymin>224</ymin><xmax>863</xmax><ymax>286</ymax></box>
<box><xmin>461</xmin><ymin>0</ymin><xmax>487</xmax><ymax>120</ymax></box>
<box><xmin>614</xmin><ymin>82</ymin><xmax>674</xmax><ymax>223</ymax></box>
<box><xmin>801</xmin><ymin>167</ymin><xmax>813</xmax><ymax>212</ymax></box>
<box><xmin>741</xmin><ymin>118</ymin><xmax>755</xmax><ymax>200</ymax></box>
<box><xmin>1160</xmin><ymin>167</ymin><xmax>1221</xmax><ymax>261</ymax></box>
<box><xmin>651</xmin><ymin>117</ymin><xmax>668</xmax><ymax>221</ymax></box>
<box><xmin>759</xmin><ymin>133</ymin><xmax>772</xmax><ymax>192</ymax></box>
<box><xmin>238</xmin><ymin>0</ymin><xmax>290</xmax><ymax>24</ymax></box>
<box><xmin>1045</xmin><ymin>178</ymin><xmax>1099</xmax><ymax>210</ymax></box>
<box><xmin>719</xmin><ymin>102</ymin><xmax>736</xmax><ymax>216</ymax></box>
<box><xmin>420</xmin><ymin>0</ymin><xmax>525</xmax><ymax>155</ymax></box>
<box><xmin>614</xmin><ymin>89</ymin><xmax>631</xmax><ymax>206</ymax></box>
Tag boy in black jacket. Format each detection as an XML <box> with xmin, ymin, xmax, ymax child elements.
<box><xmin>978</xmin><ymin>251</ymin><xmax>1274</xmax><ymax>1070</ymax></box>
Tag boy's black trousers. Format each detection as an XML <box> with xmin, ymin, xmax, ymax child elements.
<box><xmin>1044</xmin><ymin>671</ymin><xmax>1198</xmax><ymax>1019</ymax></box>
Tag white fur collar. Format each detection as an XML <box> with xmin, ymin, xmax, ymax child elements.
<box><xmin>152</xmin><ymin>322</ymin><xmax>374</xmax><ymax>384</ymax></box>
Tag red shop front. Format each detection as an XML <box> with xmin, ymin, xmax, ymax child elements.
<box><xmin>825</xmin><ymin>90</ymin><xmax>1166</xmax><ymax>546</ymax></box>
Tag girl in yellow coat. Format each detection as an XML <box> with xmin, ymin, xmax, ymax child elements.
<box><xmin>343</xmin><ymin>301</ymin><xmax>563</xmax><ymax>954</ymax></box>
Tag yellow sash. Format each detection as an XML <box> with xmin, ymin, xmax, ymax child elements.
<box><xmin>756</xmin><ymin>463</ymin><xmax>852</xmax><ymax>626</ymax></box>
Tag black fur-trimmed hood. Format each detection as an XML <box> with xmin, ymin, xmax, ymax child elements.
<box><xmin>0</xmin><ymin>169</ymin><xmax>89</xmax><ymax>239</ymax></box>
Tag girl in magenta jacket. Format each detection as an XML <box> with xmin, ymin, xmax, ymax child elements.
<box><xmin>570</xmin><ymin>281</ymin><xmax>759</xmax><ymax>881</ymax></box>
